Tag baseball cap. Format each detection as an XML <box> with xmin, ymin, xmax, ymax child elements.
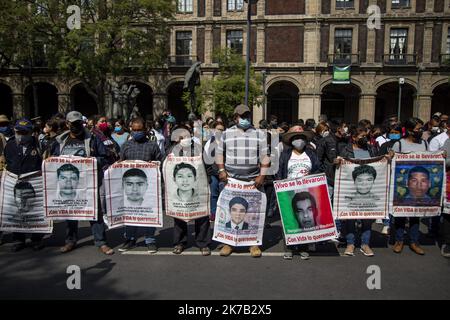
<box><xmin>66</xmin><ymin>111</ymin><xmax>83</xmax><ymax>123</ymax></box>
<box><xmin>432</xmin><ymin>112</ymin><xmax>442</xmax><ymax>120</ymax></box>
<box><xmin>14</xmin><ymin>119</ymin><xmax>33</xmax><ymax>133</ymax></box>
<box><xmin>234</xmin><ymin>104</ymin><xmax>250</xmax><ymax>116</ymax></box>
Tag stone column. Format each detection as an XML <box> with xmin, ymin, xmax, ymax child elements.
<box><xmin>416</xmin><ymin>95</ymin><xmax>432</xmax><ymax>122</ymax></box>
<box><xmin>12</xmin><ymin>94</ymin><xmax>25</xmax><ymax>119</ymax></box>
<box><xmin>153</xmin><ymin>92</ymin><xmax>167</xmax><ymax>120</ymax></box>
<box><xmin>205</xmin><ymin>25</ymin><xmax>213</xmax><ymax>65</ymax></box>
<box><xmin>359</xmin><ymin>94</ymin><xmax>376</xmax><ymax>123</ymax></box>
<box><xmin>58</xmin><ymin>93</ymin><xmax>71</xmax><ymax>114</ymax></box>
<box><xmin>256</xmin><ymin>25</ymin><xmax>265</xmax><ymax>65</ymax></box>
<box><xmin>304</xmin><ymin>23</ymin><xmax>320</xmax><ymax>64</ymax></box>
<box><xmin>423</xmin><ymin>22</ymin><xmax>434</xmax><ymax>64</ymax></box>
<box><xmin>298</xmin><ymin>94</ymin><xmax>321</xmax><ymax>122</ymax></box>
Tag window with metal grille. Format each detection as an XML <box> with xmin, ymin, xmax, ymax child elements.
<box><xmin>336</xmin><ymin>0</ymin><xmax>355</xmax><ymax>9</ymax></box>
<box><xmin>391</xmin><ymin>0</ymin><xmax>410</xmax><ymax>8</ymax></box>
<box><xmin>177</xmin><ymin>0</ymin><xmax>193</xmax><ymax>13</ymax></box>
<box><xmin>226</xmin><ymin>30</ymin><xmax>243</xmax><ymax>54</ymax></box>
<box><xmin>390</xmin><ymin>28</ymin><xmax>408</xmax><ymax>60</ymax></box>
<box><xmin>228</xmin><ymin>0</ymin><xmax>244</xmax><ymax>11</ymax></box>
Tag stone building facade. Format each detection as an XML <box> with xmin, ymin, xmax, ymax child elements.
<box><xmin>1</xmin><ymin>0</ymin><xmax>450</xmax><ymax>124</ymax></box>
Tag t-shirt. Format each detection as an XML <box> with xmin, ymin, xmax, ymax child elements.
<box><xmin>61</xmin><ymin>137</ymin><xmax>87</xmax><ymax>157</ymax></box>
<box><xmin>287</xmin><ymin>151</ymin><xmax>312</xmax><ymax>179</ymax></box>
<box><xmin>111</xmin><ymin>132</ymin><xmax>130</xmax><ymax>148</ymax></box>
<box><xmin>392</xmin><ymin>139</ymin><xmax>427</xmax><ymax>153</ymax></box>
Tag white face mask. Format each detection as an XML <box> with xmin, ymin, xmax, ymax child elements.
<box><xmin>292</xmin><ymin>139</ymin><xmax>306</xmax><ymax>151</ymax></box>
<box><xmin>180</xmin><ymin>137</ymin><xmax>192</xmax><ymax>148</ymax></box>
<box><xmin>343</xmin><ymin>127</ymin><xmax>349</xmax><ymax>134</ymax></box>
<box><xmin>321</xmin><ymin>131</ymin><xmax>330</xmax><ymax>138</ymax></box>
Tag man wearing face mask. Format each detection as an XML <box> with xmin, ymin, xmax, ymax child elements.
<box><xmin>216</xmin><ymin>104</ymin><xmax>270</xmax><ymax>258</ymax></box>
<box><xmin>118</xmin><ymin>117</ymin><xmax>163</xmax><ymax>253</ymax></box>
<box><xmin>91</xmin><ymin>116</ymin><xmax>120</xmax><ymax>168</ymax></box>
<box><xmin>4</xmin><ymin>119</ymin><xmax>45</xmax><ymax>251</ymax></box>
<box><xmin>50</xmin><ymin>111</ymin><xmax>114</xmax><ymax>255</ymax></box>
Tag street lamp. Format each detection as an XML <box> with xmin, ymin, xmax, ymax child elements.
<box><xmin>398</xmin><ymin>77</ymin><xmax>404</xmax><ymax>120</ymax></box>
<box><xmin>243</xmin><ymin>0</ymin><xmax>258</xmax><ymax>108</ymax></box>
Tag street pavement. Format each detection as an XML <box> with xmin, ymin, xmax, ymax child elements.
<box><xmin>0</xmin><ymin>214</ymin><xmax>449</xmax><ymax>300</ymax></box>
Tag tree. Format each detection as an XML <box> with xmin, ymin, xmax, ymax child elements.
<box><xmin>184</xmin><ymin>48</ymin><xmax>263</xmax><ymax>118</ymax></box>
<box><xmin>0</xmin><ymin>0</ymin><xmax>175</xmax><ymax>115</ymax></box>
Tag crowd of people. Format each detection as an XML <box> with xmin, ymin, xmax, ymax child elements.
<box><xmin>0</xmin><ymin>106</ymin><xmax>449</xmax><ymax>260</ymax></box>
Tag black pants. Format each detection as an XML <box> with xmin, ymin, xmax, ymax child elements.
<box><xmin>66</xmin><ymin>213</ymin><xmax>107</xmax><ymax>247</ymax></box>
<box><xmin>441</xmin><ymin>214</ymin><xmax>450</xmax><ymax>245</ymax></box>
<box><xmin>13</xmin><ymin>233</ymin><xmax>44</xmax><ymax>243</ymax></box>
<box><xmin>173</xmin><ymin>216</ymin><xmax>210</xmax><ymax>248</ymax></box>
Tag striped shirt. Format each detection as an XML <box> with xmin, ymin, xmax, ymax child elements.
<box><xmin>216</xmin><ymin>126</ymin><xmax>269</xmax><ymax>180</ymax></box>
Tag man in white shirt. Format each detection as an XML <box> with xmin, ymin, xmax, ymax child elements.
<box><xmin>429</xmin><ymin>131</ymin><xmax>449</xmax><ymax>152</ymax></box>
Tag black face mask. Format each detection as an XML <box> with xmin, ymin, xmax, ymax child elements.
<box><xmin>357</xmin><ymin>137</ymin><xmax>368</xmax><ymax>148</ymax></box>
<box><xmin>411</xmin><ymin>130</ymin><xmax>423</xmax><ymax>141</ymax></box>
<box><xmin>69</xmin><ymin>122</ymin><xmax>84</xmax><ymax>136</ymax></box>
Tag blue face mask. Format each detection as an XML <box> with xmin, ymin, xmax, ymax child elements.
<box><xmin>114</xmin><ymin>127</ymin><xmax>122</xmax><ymax>133</ymax></box>
<box><xmin>132</xmin><ymin>131</ymin><xmax>147</xmax><ymax>142</ymax></box>
<box><xmin>0</xmin><ymin>126</ymin><xmax>12</xmax><ymax>135</ymax></box>
<box><xmin>238</xmin><ymin>118</ymin><xmax>251</xmax><ymax>130</ymax></box>
<box><xmin>389</xmin><ymin>133</ymin><xmax>401</xmax><ymax>140</ymax></box>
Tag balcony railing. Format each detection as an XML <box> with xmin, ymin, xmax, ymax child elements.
<box><xmin>382</xmin><ymin>54</ymin><xmax>417</xmax><ymax>66</ymax></box>
<box><xmin>440</xmin><ymin>54</ymin><xmax>450</xmax><ymax>67</ymax></box>
<box><xmin>168</xmin><ymin>55</ymin><xmax>198</xmax><ymax>67</ymax></box>
<box><xmin>335</xmin><ymin>1</ymin><xmax>355</xmax><ymax>9</ymax></box>
<box><xmin>328</xmin><ymin>53</ymin><xmax>360</xmax><ymax>66</ymax></box>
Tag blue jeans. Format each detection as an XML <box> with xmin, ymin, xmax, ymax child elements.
<box><xmin>210</xmin><ymin>175</ymin><xmax>225</xmax><ymax>220</ymax></box>
<box><xmin>395</xmin><ymin>217</ymin><xmax>420</xmax><ymax>244</ymax></box>
<box><xmin>124</xmin><ymin>226</ymin><xmax>156</xmax><ymax>245</ymax></box>
<box><xmin>344</xmin><ymin>220</ymin><xmax>373</xmax><ymax>246</ymax></box>
<box><xmin>383</xmin><ymin>214</ymin><xmax>393</xmax><ymax>227</ymax></box>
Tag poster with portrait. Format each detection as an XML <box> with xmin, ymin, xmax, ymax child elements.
<box><xmin>163</xmin><ymin>155</ymin><xmax>210</xmax><ymax>221</ymax></box>
<box><xmin>43</xmin><ymin>156</ymin><xmax>98</xmax><ymax>221</ymax></box>
<box><xmin>443</xmin><ymin>171</ymin><xmax>450</xmax><ymax>214</ymax></box>
<box><xmin>104</xmin><ymin>161</ymin><xmax>163</xmax><ymax>229</ymax></box>
<box><xmin>212</xmin><ymin>178</ymin><xmax>266</xmax><ymax>247</ymax></box>
<box><xmin>0</xmin><ymin>170</ymin><xmax>52</xmax><ymax>233</ymax></box>
<box><xmin>274</xmin><ymin>173</ymin><xmax>337</xmax><ymax>245</ymax></box>
<box><xmin>390</xmin><ymin>152</ymin><xmax>445</xmax><ymax>217</ymax></box>
<box><xmin>333</xmin><ymin>157</ymin><xmax>390</xmax><ymax>220</ymax></box>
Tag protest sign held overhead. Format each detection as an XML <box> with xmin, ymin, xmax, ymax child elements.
<box><xmin>390</xmin><ymin>152</ymin><xmax>445</xmax><ymax>217</ymax></box>
<box><xmin>274</xmin><ymin>173</ymin><xmax>337</xmax><ymax>245</ymax></box>
<box><xmin>163</xmin><ymin>155</ymin><xmax>210</xmax><ymax>222</ymax></box>
<box><xmin>333</xmin><ymin>157</ymin><xmax>390</xmax><ymax>220</ymax></box>
<box><xmin>43</xmin><ymin>156</ymin><xmax>98</xmax><ymax>221</ymax></box>
<box><xmin>0</xmin><ymin>170</ymin><xmax>52</xmax><ymax>233</ymax></box>
<box><xmin>213</xmin><ymin>179</ymin><xmax>266</xmax><ymax>247</ymax></box>
<box><xmin>104</xmin><ymin>160</ymin><xmax>163</xmax><ymax>229</ymax></box>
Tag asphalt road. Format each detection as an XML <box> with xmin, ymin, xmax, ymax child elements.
<box><xmin>0</xmin><ymin>215</ymin><xmax>449</xmax><ymax>300</ymax></box>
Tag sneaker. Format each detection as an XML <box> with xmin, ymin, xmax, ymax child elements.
<box><xmin>173</xmin><ymin>244</ymin><xmax>184</xmax><ymax>255</ymax></box>
<box><xmin>249</xmin><ymin>246</ymin><xmax>262</xmax><ymax>258</ymax></box>
<box><xmin>344</xmin><ymin>244</ymin><xmax>355</xmax><ymax>256</ymax></box>
<box><xmin>11</xmin><ymin>242</ymin><xmax>26</xmax><ymax>252</ymax></box>
<box><xmin>376</xmin><ymin>219</ymin><xmax>383</xmax><ymax>224</ymax></box>
<box><xmin>118</xmin><ymin>239</ymin><xmax>136</xmax><ymax>252</ymax></box>
<box><xmin>299</xmin><ymin>251</ymin><xmax>310</xmax><ymax>260</ymax></box>
<box><xmin>360</xmin><ymin>245</ymin><xmax>375</xmax><ymax>257</ymax></box>
<box><xmin>441</xmin><ymin>244</ymin><xmax>450</xmax><ymax>258</ymax></box>
<box><xmin>283</xmin><ymin>251</ymin><xmax>293</xmax><ymax>260</ymax></box>
<box><xmin>381</xmin><ymin>226</ymin><xmax>390</xmax><ymax>235</ymax></box>
<box><xmin>219</xmin><ymin>245</ymin><xmax>233</xmax><ymax>257</ymax></box>
<box><xmin>200</xmin><ymin>247</ymin><xmax>211</xmax><ymax>256</ymax></box>
<box><xmin>147</xmin><ymin>244</ymin><xmax>158</xmax><ymax>254</ymax></box>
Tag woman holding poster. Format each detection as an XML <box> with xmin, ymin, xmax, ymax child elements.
<box><xmin>336</xmin><ymin>125</ymin><xmax>378</xmax><ymax>257</ymax></box>
<box><xmin>277</xmin><ymin>129</ymin><xmax>320</xmax><ymax>260</ymax></box>
<box><xmin>391</xmin><ymin>118</ymin><xmax>428</xmax><ymax>256</ymax></box>
<box><xmin>165</xmin><ymin>125</ymin><xmax>211</xmax><ymax>256</ymax></box>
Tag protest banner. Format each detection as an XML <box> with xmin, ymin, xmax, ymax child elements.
<box><xmin>333</xmin><ymin>157</ymin><xmax>390</xmax><ymax>220</ymax></box>
<box><xmin>163</xmin><ymin>155</ymin><xmax>210</xmax><ymax>222</ymax></box>
<box><xmin>444</xmin><ymin>171</ymin><xmax>450</xmax><ymax>214</ymax></box>
<box><xmin>43</xmin><ymin>156</ymin><xmax>98</xmax><ymax>221</ymax></box>
<box><xmin>274</xmin><ymin>173</ymin><xmax>337</xmax><ymax>245</ymax></box>
<box><xmin>212</xmin><ymin>178</ymin><xmax>266</xmax><ymax>247</ymax></box>
<box><xmin>390</xmin><ymin>152</ymin><xmax>445</xmax><ymax>217</ymax></box>
<box><xmin>104</xmin><ymin>160</ymin><xmax>163</xmax><ymax>229</ymax></box>
<box><xmin>0</xmin><ymin>170</ymin><xmax>52</xmax><ymax>233</ymax></box>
